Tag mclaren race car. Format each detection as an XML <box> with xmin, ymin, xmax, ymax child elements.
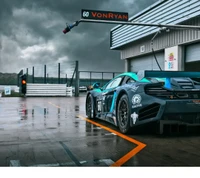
<box><xmin>85</xmin><ymin>71</ymin><xmax>200</xmax><ymax>134</ymax></box>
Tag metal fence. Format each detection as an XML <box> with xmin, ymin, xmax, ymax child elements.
<box><xmin>21</xmin><ymin>61</ymin><xmax>76</xmax><ymax>85</ymax></box>
<box><xmin>19</xmin><ymin>61</ymin><xmax>122</xmax><ymax>87</ymax></box>
<box><xmin>78</xmin><ymin>71</ymin><xmax>122</xmax><ymax>87</ymax></box>
<box><xmin>17</xmin><ymin>61</ymin><xmax>123</xmax><ymax>96</ymax></box>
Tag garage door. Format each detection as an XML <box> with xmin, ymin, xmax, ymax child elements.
<box><xmin>185</xmin><ymin>43</ymin><xmax>200</xmax><ymax>63</ymax></box>
<box><xmin>130</xmin><ymin>51</ymin><xmax>164</xmax><ymax>72</ymax></box>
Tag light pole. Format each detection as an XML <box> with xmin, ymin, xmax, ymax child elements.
<box><xmin>63</xmin><ymin>21</ymin><xmax>80</xmax><ymax>34</ymax></box>
<box><xmin>63</xmin><ymin>19</ymin><xmax>200</xmax><ymax>35</ymax></box>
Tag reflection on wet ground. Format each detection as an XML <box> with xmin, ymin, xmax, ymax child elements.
<box><xmin>0</xmin><ymin>96</ymin><xmax>128</xmax><ymax>166</ymax></box>
<box><xmin>1</xmin><ymin>96</ymin><xmax>200</xmax><ymax>167</ymax></box>
<box><xmin>15</xmin><ymin>100</ymin><xmax>82</xmax><ymax>131</ymax></box>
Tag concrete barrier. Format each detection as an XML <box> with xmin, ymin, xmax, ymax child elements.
<box><xmin>66</xmin><ymin>87</ymin><xmax>73</xmax><ymax>96</ymax></box>
<box><xmin>26</xmin><ymin>84</ymin><xmax>68</xmax><ymax>96</ymax></box>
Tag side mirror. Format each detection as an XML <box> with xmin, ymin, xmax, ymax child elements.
<box><xmin>87</xmin><ymin>82</ymin><xmax>101</xmax><ymax>91</ymax></box>
<box><xmin>93</xmin><ymin>82</ymin><xmax>100</xmax><ymax>89</ymax></box>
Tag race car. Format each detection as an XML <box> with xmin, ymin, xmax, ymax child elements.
<box><xmin>85</xmin><ymin>70</ymin><xmax>200</xmax><ymax>134</ymax></box>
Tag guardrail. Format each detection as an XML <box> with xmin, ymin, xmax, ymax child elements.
<box><xmin>26</xmin><ymin>84</ymin><xmax>72</xmax><ymax>97</ymax></box>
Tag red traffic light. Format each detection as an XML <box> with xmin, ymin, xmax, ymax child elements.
<box><xmin>22</xmin><ymin>80</ymin><xmax>26</xmax><ymax>85</ymax></box>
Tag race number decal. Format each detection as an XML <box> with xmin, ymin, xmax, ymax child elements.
<box><xmin>97</xmin><ymin>101</ymin><xmax>101</xmax><ymax>112</ymax></box>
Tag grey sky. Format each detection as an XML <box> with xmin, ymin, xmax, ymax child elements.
<box><xmin>0</xmin><ymin>0</ymin><xmax>158</xmax><ymax>74</ymax></box>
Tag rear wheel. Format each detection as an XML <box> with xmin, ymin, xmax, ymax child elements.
<box><xmin>117</xmin><ymin>94</ymin><xmax>131</xmax><ymax>134</ymax></box>
<box><xmin>86</xmin><ymin>94</ymin><xmax>95</xmax><ymax>119</ymax></box>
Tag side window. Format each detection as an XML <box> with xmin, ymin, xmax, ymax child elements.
<box><xmin>105</xmin><ymin>81</ymin><xmax>114</xmax><ymax>90</ymax></box>
<box><xmin>111</xmin><ymin>77</ymin><xmax>122</xmax><ymax>88</ymax></box>
<box><xmin>105</xmin><ymin>77</ymin><xmax>123</xmax><ymax>90</ymax></box>
<box><xmin>126</xmin><ymin>78</ymin><xmax>135</xmax><ymax>84</ymax></box>
<box><xmin>121</xmin><ymin>76</ymin><xmax>135</xmax><ymax>86</ymax></box>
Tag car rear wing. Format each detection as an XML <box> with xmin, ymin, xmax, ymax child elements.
<box><xmin>137</xmin><ymin>70</ymin><xmax>200</xmax><ymax>80</ymax></box>
<box><xmin>137</xmin><ymin>70</ymin><xmax>200</xmax><ymax>89</ymax></box>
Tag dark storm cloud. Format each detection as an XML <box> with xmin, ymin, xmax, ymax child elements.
<box><xmin>0</xmin><ymin>0</ymin><xmax>158</xmax><ymax>73</ymax></box>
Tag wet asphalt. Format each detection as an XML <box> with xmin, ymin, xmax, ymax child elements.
<box><xmin>0</xmin><ymin>94</ymin><xmax>200</xmax><ymax>167</ymax></box>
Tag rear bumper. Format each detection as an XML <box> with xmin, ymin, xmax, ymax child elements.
<box><xmin>157</xmin><ymin>120</ymin><xmax>200</xmax><ymax>134</ymax></box>
<box><xmin>162</xmin><ymin>100</ymin><xmax>200</xmax><ymax>124</ymax></box>
<box><xmin>134</xmin><ymin>99</ymin><xmax>200</xmax><ymax>126</ymax></box>
<box><xmin>164</xmin><ymin>100</ymin><xmax>200</xmax><ymax>114</ymax></box>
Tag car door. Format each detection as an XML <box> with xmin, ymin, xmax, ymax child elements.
<box><xmin>95</xmin><ymin>79</ymin><xmax>113</xmax><ymax>114</ymax></box>
<box><xmin>103</xmin><ymin>76</ymin><xmax>135</xmax><ymax>114</ymax></box>
<box><xmin>102</xmin><ymin>76</ymin><xmax>124</xmax><ymax>113</ymax></box>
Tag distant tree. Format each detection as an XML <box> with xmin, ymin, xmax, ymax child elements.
<box><xmin>0</xmin><ymin>73</ymin><xmax>17</xmax><ymax>85</ymax></box>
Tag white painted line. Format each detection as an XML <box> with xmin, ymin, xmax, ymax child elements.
<box><xmin>30</xmin><ymin>161</ymin><xmax>87</xmax><ymax>167</ymax></box>
<box><xmin>98</xmin><ymin>159</ymin><xmax>115</xmax><ymax>166</ymax></box>
<box><xmin>104</xmin><ymin>133</ymin><xmax>117</xmax><ymax>136</ymax></box>
<box><xmin>93</xmin><ymin>127</ymin><xmax>102</xmax><ymax>130</ymax></box>
<box><xmin>29</xmin><ymin>159</ymin><xmax>114</xmax><ymax>167</ymax></box>
<box><xmin>32</xmin><ymin>163</ymin><xmax>60</xmax><ymax>167</ymax></box>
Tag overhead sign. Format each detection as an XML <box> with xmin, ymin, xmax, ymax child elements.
<box><xmin>81</xmin><ymin>9</ymin><xmax>129</xmax><ymax>21</ymax></box>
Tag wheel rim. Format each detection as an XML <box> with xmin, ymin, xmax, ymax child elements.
<box><xmin>119</xmin><ymin>99</ymin><xmax>128</xmax><ymax>127</ymax></box>
<box><xmin>86</xmin><ymin>96</ymin><xmax>92</xmax><ymax>115</ymax></box>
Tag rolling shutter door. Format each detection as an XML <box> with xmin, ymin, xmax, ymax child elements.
<box><xmin>185</xmin><ymin>43</ymin><xmax>200</xmax><ymax>63</ymax></box>
<box><xmin>130</xmin><ymin>52</ymin><xmax>164</xmax><ymax>72</ymax></box>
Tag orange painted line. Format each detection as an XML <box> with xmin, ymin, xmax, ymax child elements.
<box><xmin>47</xmin><ymin>102</ymin><xmax>146</xmax><ymax>166</ymax></box>
<box><xmin>48</xmin><ymin>102</ymin><xmax>61</xmax><ymax>108</ymax></box>
<box><xmin>110</xmin><ymin>143</ymin><xmax>146</xmax><ymax>167</ymax></box>
<box><xmin>78</xmin><ymin>115</ymin><xmax>146</xmax><ymax>167</ymax></box>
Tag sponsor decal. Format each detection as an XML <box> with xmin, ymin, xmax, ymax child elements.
<box><xmin>132</xmin><ymin>94</ymin><xmax>142</xmax><ymax>104</ymax></box>
<box><xmin>97</xmin><ymin>101</ymin><xmax>101</xmax><ymax>111</ymax></box>
<box><xmin>192</xmin><ymin>100</ymin><xmax>200</xmax><ymax>107</ymax></box>
<box><xmin>187</xmin><ymin>101</ymin><xmax>200</xmax><ymax>107</ymax></box>
<box><xmin>187</xmin><ymin>100</ymin><xmax>200</xmax><ymax>106</ymax></box>
<box><xmin>81</xmin><ymin>9</ymin><xmax>128</xmax><ymax>21</ymax></box>
<box><xmin>193</xmin><ymin>100</ymin><xmax>200</xmax><ymax>104</ymax></box>
<box><xmin>4</xmin><ymin>86</ymin><xmax>11</xmax><ymax>95</ymax></box>
<box><xmin>132</xmin><ymin>104</ymin><xmax>142</xmax><ymax>109</ymax></box>
<box><xmin>131</xmin><ymin>86</ymin><xmax>139</xmax><ymax>92</ymax></box>
<box><xmin>91</xmin><ymin>109</ymin><xmax>94</xmax><ymax>118</ymax></box>
<box><xmin>131</xmin><ymin>112</ymin><xmax>138</xmax><ymax>124</ymax></box>
<box><xmin>132</xmin><ymin>94</ymin><xmax>142</xmax><ymax>108</ymax></box>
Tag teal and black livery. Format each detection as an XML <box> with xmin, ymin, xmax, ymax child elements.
<box><xmin>86</xmin><ymin>71</ymin><xmax>200</xmax><ymax>134</ymax></box>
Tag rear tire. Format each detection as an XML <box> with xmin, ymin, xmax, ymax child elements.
<box><xmin>117</xmin><ymin>94</ymin><xmax>131</xmax><ymax>134</ymax></box>
<box><xmin>86</xmin><ymin>94</ymin><xmax>95</xmax><ymax>119</ymax></box>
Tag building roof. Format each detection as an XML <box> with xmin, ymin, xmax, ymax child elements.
<box><xmin>110</xmin><ymin>0</ymin><xmax>200</xmax><ymax>50</ymax></box>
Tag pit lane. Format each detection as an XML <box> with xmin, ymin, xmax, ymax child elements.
<box><xmin>0</xmin><ymin>95</ymin><xmax>200</xmax><ymax>166</ymax></box>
